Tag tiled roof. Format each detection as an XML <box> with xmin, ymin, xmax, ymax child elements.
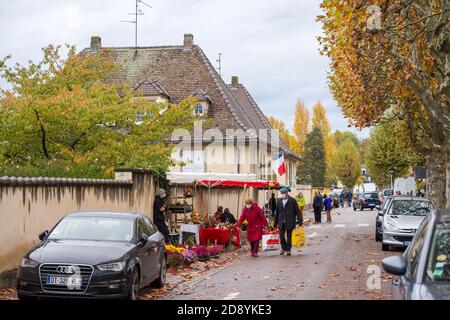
<box><xmin>228</xmin><ymin>83</ymin><xmax>300</xmax><ymax>160</ymax></box>
<box><xmin>83</xmin><ymin>44</ymin><xmax>253</xmax><ymax>131</ymax></box>
<box><xmin>82</xmin><ymin>37</ymin><xmax>298</xmax><ymax>160</ymax></box>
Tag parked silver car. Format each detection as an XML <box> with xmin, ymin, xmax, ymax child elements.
<box><xmin>382</xmin><ymin>209</ymin><xmax>450</xmax><ymax>299</ymax></box>
<box><xmin>381</xmin><ymin>196</ymin><xmax>434</xmax><ymax>251</ymax></box>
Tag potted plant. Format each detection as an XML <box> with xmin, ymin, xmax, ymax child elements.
<box><xmin>182</xmin><ymin>249</ymin><xmax>197</xmax><ymax>268</ymax></box>
<box><xmin>193</xmin><ymin>246</ymin><xmax>210</xmax><ymax>262</ymax></box>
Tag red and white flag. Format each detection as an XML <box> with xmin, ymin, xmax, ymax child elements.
<box><xmin>273</xmin><ymin>154</ymin><xmax>286</xmax><ymax>176</ymax></box>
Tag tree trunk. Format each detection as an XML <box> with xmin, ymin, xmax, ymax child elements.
<box><xmin>426</xmin><ymin>146</ymin><xmax>448</xmax><ymax>209</ymax></box>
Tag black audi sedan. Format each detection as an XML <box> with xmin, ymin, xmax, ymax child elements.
<box><xmin>16</xmin><ymin>211</ymin><xmax>167</xmax><ymax>300</ymax></box>
<box><xmin>382</xmin><ymin>208</ymin><xmax>450</xmax><ymax>299</ymax></box>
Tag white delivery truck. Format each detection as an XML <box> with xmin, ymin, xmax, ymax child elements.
<box><xmin>394</xmin><ymin>177</ymin><xmax>416</xmax><ymax>195</ymax></box>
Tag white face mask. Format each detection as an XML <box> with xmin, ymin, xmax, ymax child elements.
<box><xmin>246</xmin><ymin>204</ymin><xmax>252</xmax><ymax>209</ymax></box>
<box><xmin>160</xmin><ymin>194</ymin><xmax>166</xmax><ymax>199</ymax></box>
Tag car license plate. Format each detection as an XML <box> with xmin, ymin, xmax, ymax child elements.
<box><xmin>369</xmin><ymin>203</ymin><xmax>375</xmax><ymax>207</ymax></box>
<box><xmin>46</xmin><ymin>276</ymin><xmax>82</xmax><ymax>286</ymax></box>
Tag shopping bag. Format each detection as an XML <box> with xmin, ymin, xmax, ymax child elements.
<box><xmin>262</xmin><ymin>234</ymin><xmax>280</xmax><ymax>251</ymax></box>
<box><xmin>292</xmin><ymin>226</ymin><xmax>306</xmax><ymax>249</ymax></box>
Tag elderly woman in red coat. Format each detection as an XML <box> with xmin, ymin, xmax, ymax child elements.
<box><xmin>236</xmin><ymin>198</ymin><xmax>269</xmax><ymax>257</ymax></box>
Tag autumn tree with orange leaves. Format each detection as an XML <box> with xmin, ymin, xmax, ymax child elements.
<box><xmin>318</xmin><ymin>0</ymin><xmax>450</xmax><ymax>207</ymax></box>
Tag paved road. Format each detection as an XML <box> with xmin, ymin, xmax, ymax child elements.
<box><xmin>164</xmin><ymin>206</ymin><xmax>399</xmax><ymax>300</ymax></box>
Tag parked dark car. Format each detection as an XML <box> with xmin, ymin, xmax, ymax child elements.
<box><xmin>16</xmin><ymin>211</ymin><xmax>167</xmax><ymax>300</ymax></box>
<box><xmin>382</xmin><ymin>208</ymin><xmax>450</xmax><ymax>299</ymax></box>
<box><xmin>353</xmin><ymin>192</ymin><xmax>381</xmax><ymax>211</ymax></box>
<box><xmin>330</xmin><ymin>194</ymin><xmax>340</xmax><ymax>208</ymax></box>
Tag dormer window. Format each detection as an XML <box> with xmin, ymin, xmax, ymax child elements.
<box><xmin>191</xmin><ymin>90</ymin><xmax>212</xmax><ymax>119</ymax></box>
<box><xmin>195</xmin><ymin>103</ymin><xmax>204</xmax><ymax>115</ymax></box>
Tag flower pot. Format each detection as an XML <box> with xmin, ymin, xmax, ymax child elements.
<box><xmin>198</xmin><ymin>256</ymin><xmax>209</xmax><ymax>262</ymax></box>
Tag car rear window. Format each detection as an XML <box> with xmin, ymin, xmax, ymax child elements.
<box><xmin>363</xmin><ymin>193</ymin><xmax>378</xmax><ymax>199</ymax></box>
<box><xmin>427</xmin><ymin>221</ymin><xmax>450</xmax><ymax>282</ymax></box>
<box><xmin>384</xmin><ymin>189</ymin><xmax>394</xmax><ymax>196</ymax></box>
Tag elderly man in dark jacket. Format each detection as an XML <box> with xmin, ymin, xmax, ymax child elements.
<box><xmin>153</xmin><ymin>188</ymin><xmax>170</xmax><ymax>243</ymax></box>
<box><xmin>274</xmin><ymin>187</ymin><xmax>303</xmax><ymax>256</ymax></box>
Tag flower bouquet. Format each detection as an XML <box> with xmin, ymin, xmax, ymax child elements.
<box><xmin>207</xmin><ymin>245</ymin><xmax>224</xmax><ymax>259</ymax></box>
<box><xmin>190</xmin><ymin>211</ymin><xmax>202</xmax><ymax>224</ymax></box>
<box><xmin>192</xmin><ymin>245</ymin><xmax>210</xmax><ymax>262</ymax></box>
<box><xmin>165</xmin><ymin>244</ymin><xmax>186</xmax><ymax>272</ymax></box>
<box><xmin>182</xmin><ymin>249</ymin><xmax>197</xmax><ymax>267</ymax></box>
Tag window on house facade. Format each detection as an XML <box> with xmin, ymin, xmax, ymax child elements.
<box><xmin>195</xmin><ymin>103</ymin><xmax>203</xmax><ymax>115</ymax></box>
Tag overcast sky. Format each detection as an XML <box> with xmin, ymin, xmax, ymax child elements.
<box><xmin>0</xmin><ymin>0</ymin><xmax>369</xmax><ymax>138</ymax></box>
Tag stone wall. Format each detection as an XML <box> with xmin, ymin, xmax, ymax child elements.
<box><xmin>0</xmin><ymin>169</ymin><xmax>157</xmax><ymax>282</ymax></box>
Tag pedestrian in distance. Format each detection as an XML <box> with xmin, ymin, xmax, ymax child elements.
<box><xmin>339</xmin><ymin>190</ymin><xmax>345</xmax><ymax>208</ymax></box>
<box><xmin>236</xmin><ymin>198</ymin><xmax>268</xmax><ymax>257</ymax></box>
<box><xmin>153</xmin><ymin>188</ymin><xmax>170</xmax><ymax>243</ymax></box>
<box><xmin>347</xmin><ymin>191</ymin><xmax>353</xmax><ymax>208</ymax></box>
<box><xmin>274</xmin><ymin>187</ymin><xmax>303</xmax><ymax>256</ymax></box>
<box><xmin>313</xmin><ymin>191</ymin><xmax>322</xmax><ymax>224</ymax></box>
<box><xmin>269</xmin><ymin>192</ymin><xmax>277</xmax><ymax>218</ymax></box>
<box><xmin>323</xmin><ymin>194</ymin><xmax>332</xmax><ymax>223</ymax></box>
<box><xmin>295</xmin><ymin>192</ymin><xmax>306</xmax><ymax>223</ymax></box>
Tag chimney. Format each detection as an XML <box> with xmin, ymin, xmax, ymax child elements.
<box><xmin>183</xmin><ymin>34</ymin><xmax>194</xmax><ymax>51</ymax></box>
<box><xmin>231</xmin><ymin>76</ymin><xmax>239</xmax><ymax>87</ymax></box>
<box><xmin>90</xmin><ymin>36</ymin><xmax>102</xmax><ymax>52</ymax></box>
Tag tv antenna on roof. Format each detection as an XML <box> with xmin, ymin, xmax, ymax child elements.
<box><xmin>121</xmin><ymin>0</ymin><xmax>152</xmax><ymax>54</ymax></box>
<box><xmin>216</xmin><ymin>53</ymin><xmax>223</xmax><ymax>78</ymax></box>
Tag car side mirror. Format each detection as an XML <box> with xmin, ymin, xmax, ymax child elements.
<box><xmin>378</xmin><ymin>210</ymin><xmax>384</xmax><ymax>216</ymax></box>
<box><xmin>139</xmin><ymin>233</ymin><xmax>149</xmax><ymax>246</ymax></box>
<box><xmin>39</xmin><ymin>230</ymin><xmax>49</xmax><ymax>241</ymax></box>
<box><xmin>382</xmin><ymin>255</ymin><xmax>407</xmax><ymax>276</ymax></box>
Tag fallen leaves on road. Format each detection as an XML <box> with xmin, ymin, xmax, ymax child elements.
<box><xmin>329</xmin><ymin>272</ymin><xmax>340</xmax><ymax>277</ymax></box>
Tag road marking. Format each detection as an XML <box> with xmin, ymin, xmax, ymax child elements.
<box><xmin>307</xmin><ymin>232</ymin><xmax>319</xmax><ymax>239</ymax></box>
<box><xmin>224</xmin><ymin>292</ymin><xmax>240</xmax><ymax>300</ymax></box>
<box><xmin>334</xmin><ymin>224</ymin><xmax>346</xmax><ymax>228</ymax></box>
<box><xmin>358</xmin><ymin>223</ymin><xmax>370</xmax><ymax>227</ymax></box>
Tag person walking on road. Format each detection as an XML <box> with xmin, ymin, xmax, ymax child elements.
<box><xmin>339</xmin><ymin>190</ymin><xmax>345</xmax><ymax>208</ymax></box>
<box><xmin>313</xmin><ymin>191</ymin><xmax>323</xmax><ymax>224</ymax></box>
<box><xmin>347</xmin><ymin>191</ymin><xmax>353</xmax><ymax>208</ymax></box>
<box><xmin>236</xmin><ymin>198</ymin><xmax>268</xmax><ymax>257</ymax></box>
<box><xmin>153</xmin><ymin>188</ymin><xmax>170</xmax><ymax>243</ymax></box>
<box><xmin>323</xmin><ymin>194</ymin><xmax>332</xmax><ymax>223</ymax></box>
<box><xmin>274</xmin><ymin>187</ymin><xmax>303</xmax><ymax>256</ymax></box>
<box><xmin>295</xmin><ymin>192</ymin><xmax>306</xmax><ymax>223</ymax></box>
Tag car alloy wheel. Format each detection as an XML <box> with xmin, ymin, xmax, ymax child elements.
<box><xmin>129</xmin><ymin>269</ymin><xmax>140</xmax><ymax>300</ymax></box>
<box><xmin>153</xmin><ymin>257</ymin><xmax>167</xmax><ymax>288</ymax></box>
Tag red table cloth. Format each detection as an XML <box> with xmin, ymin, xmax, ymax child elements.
<box><xmin>199</xmin><ymin>227</ymin><xmax>240</xmax><ymax>248</ymax></box>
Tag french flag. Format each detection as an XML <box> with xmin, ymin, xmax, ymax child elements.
<box><xmin>273</xmin><ymin>154</ymin><xmax>286</xmax><ymax>176</ymax></box>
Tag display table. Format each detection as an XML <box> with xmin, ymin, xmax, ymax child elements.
<box><xmin>179</xmin><ymin>223</ymin><xmax>201</xmax><ymax>245</ymax></box>
<box><xmin>199</xmin><ymin>227</ymin><xmax>241</xmax><ymax>248</ymax></box>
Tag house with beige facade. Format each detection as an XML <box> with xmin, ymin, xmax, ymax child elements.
<box><xmin>83</xmin><ymin>34</ymin><xmax>300</xmax><ymax>211</ymax></box>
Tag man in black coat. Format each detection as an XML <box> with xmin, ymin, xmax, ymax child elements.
<box><xmin>274</xmin><ymin>187</ymin><xmax>303</xmax><ymax>256</ymax></box>
<box><xmin>313</xmin><ymin>191</ymin><xmax>323</xmax><ymax>224</ymax></box>
<box><xmin>153</xmin><ymin>188</ymin><xmax>170</xmax><ymax>243</ymax></box>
